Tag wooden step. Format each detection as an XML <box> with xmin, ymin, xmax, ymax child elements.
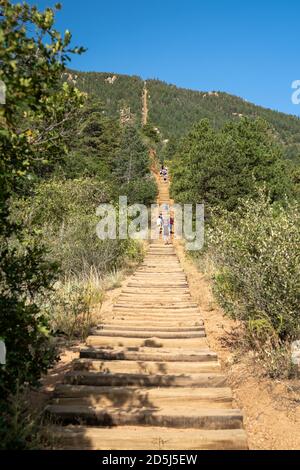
<box><xmin>46</xmin><ymin>404</ymin><xmax>243</xmax><ymax>430</ymax></box>
<box><xmin>113</xmin><ymin>305</ymin><xmax>196</xmax><ymax>310</ymax></box>
<box><xmin>54</xmin><ymin>384</ymin><xmax>229</xmax><ymax>402</ymax></box>
<box><xmin>127</xmin><ymin>283</ymin><xmax>188</xmax><ymax>288</ymax></box>
<box><xmin>112</xmin><ymin>305</ymin><xmax>200</xmax><ymax>312</ymax></box>
<box><xmin>112</xmin><ymin>310</ymin><xmax>200</xmax><ymax>316</ymax></box>
<box><xmin>120</xmin><ymin>290</ymin><xmax>190</xmax><ymax>296</ymax></box>
<box><xmin>109</xmin><ymin>315</ymin><xmax>202</xmax><ymax>322</ymax></box>
<box><xmin>117</xmin><ymin>297</ymin><xmax>192</xmax><ymax>303</ymax></box>
<box><xmin>119</xmin><ymin>292</ymin><xmax>191</xmax><ymax>297</ymax></box>
<box><xmin>107</xmin><ymin>317</ymin><xmax>203</xmax><ymax>326</ymax></box>
<box><xmin>99</xmin><ymin>322</ymin><xmax>203</xmax><ymax>329</ymax></box>
<box><xmin>134</xmin><ymin>271</ymin><xmax>182</xmax><ymax>274</ymax></box>
<box><xmin>113</xmin><ymin>303</ymin><xmax>198</xmax><ymax>309</ymax></box>
<box><xmin>86</xmin><ymin>335</ymin><xmax>208</xmax><ymax>349</ymax></box>
<box><xmin>52</xmin><ymin>388</ymin><xmax>231</xmax><ymax>408</ymax></box>
<box><xmin>136</xmin><ymin>266</ymin><xmax>184</xmax><ymax>276</ymax></box>
<box><xmin>131</xmin><ymin>279</ymin><xmax>187</xmax><ymax>283</ymax></box>
<box><xmin>72</xmin><ymin>359</ymin><xmax>220</xmax><ymax>374</ymax></box>
<box><xmin>145</xmin><ymin>255</ymin><xmax>177</xmax><ymax>258</ymax></box>
<box><xmin>45</xmin><ymin>425</ymin><xmax>248</xmax><ymax>450</ymax></box>
<box><xmin>63</xmin><ymin>371</ymin><xmax>226</xmax><ymax>388</ymax></box>
<box><xmin>111</xmin><ymin>311</ymin><xmax>201</xmax><ymax>319</ymax></box>
<box><xmin>132</xmin><ymin>275</ymin><xmax>187</xmax><ymax>280</ymax></box>
<box><xmin>97</xmin><ymin>324</ymin><xmax>204</xmax><ymax>332</ymax></box>
<box><xmin>144</xmin><ymin>252</ymin><xmax>177</xmax><ymax>255</ymax></box>
<box><xmin>111</xmin><ymin>313</ymin><xmax>201</xmax><ymax>319</ymax></box>
<box><xmin>133</xmin><ymin>272</ymin><xmax>186</xmax><ymax>276</ymax></box>
<box><xmin>112</xmin><ymin>304</ymin><xmax>199</xmax><ymax>309</ymax></box>
<box><xmin>80</xmin><ymin>348</ymin><xmax>218</xmax><ymax>362</ymax></box>
<box><xmin>143</xmin><ymin>262</ymin><xmax>180</xmax><ymax>265</ymax></box>
<box><xmin>90</xmin><ymin>329</ymin><xmax>206</xmax><ymax>339</ymax></box>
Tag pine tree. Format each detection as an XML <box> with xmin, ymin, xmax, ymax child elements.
<box><xmin>113</xmin><ymin>125</ymin><xmax>150</xmax><ymax>184</ymax></box>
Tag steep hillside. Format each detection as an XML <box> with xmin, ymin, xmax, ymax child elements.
<box><xmin>72</xmin><ymin>71</ymin><xmax>143</xmax><ymax>121</ymax></box>
<box><xmin>71</xmin><ymin>70</ymin><xmax>300</xmax><ymax>159</ymax></box>
<box><xmin>147</xmin><ymin>80</ymin><xmax>300</xmax><ymax>145</ymax></box>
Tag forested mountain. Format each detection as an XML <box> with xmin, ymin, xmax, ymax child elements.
<box><xmin>71</xmin><ymin>70</ymin><xmax>300</xmax><ymax>160</ymax></box>
<box><xmin>71</xmin><ymin>71</ymin><xmax>144</xmax><ymax>121</ymax></box>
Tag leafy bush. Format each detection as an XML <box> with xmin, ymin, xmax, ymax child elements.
<box><xmin>23</xmin><ymin>177</ymin><xmax>113</xmax><ymax>227</ymax></box>
<box><xmin>207</xmin><ymin>193</ymin><xmax>300</xmax><ymax>344</ymax></box>
<box><xmin>13</xmin><ymin>178</ymin><xmax>144</xmax><ymax>278</ymax></box>
<box><xmin>120</xmin><ymin>176</ymin><xmax>158</xmax><ymax>205</ymax></box>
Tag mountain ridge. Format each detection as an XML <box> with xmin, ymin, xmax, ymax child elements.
<box><xmin>70</xmin><ymin>69</ymin><xmax>300</xmax><ymax>160</ymax></box>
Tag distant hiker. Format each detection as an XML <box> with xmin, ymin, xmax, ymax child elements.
<box><xmin>163</xmin><ymin>216</ymin><xmax>170</xmax><ymax>245</ymax></box>
<box><xmin>169</xmin><ymin>214</ymin><xmax>174</xmax><ymax>234</ymax></box>
<box><xmin>156</xmin><ymin>213</ymin><xmax>163</xmax><ymax>235</ymax></box>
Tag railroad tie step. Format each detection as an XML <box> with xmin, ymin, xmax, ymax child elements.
<box><xmin>63</xmin><ymin>370</ymin><xmax>227</xmax><ymax>388</ymax></box>
<box><xmin>79</xmin><ymin>348</ymin><xmax>219</xmax><ymax>362</ymax></box>
<box><xmin>43</xmin><ymin>426</ymin><xmax>248</xmax><ymax>450</ymax></box>
<box><xmin>46</xmin><ymin>403</ymin><xmax>244</xmax><ymax>430</ymax></box>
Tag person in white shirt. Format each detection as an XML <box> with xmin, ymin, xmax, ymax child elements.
<box><xmin>156</xmin><ymin>213</ymin><xmax>163</xmax><ymax>236</ymax></box>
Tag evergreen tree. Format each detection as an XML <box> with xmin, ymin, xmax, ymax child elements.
<box><xmin>171</xmin><ymin>118</ymin><xmax>291</xmax><ymax>213</ymax></box>
<box><xmin>63</xmin><ymin>100</ymin><xmax>121</xmax><ymax>179</ymax></box>
<box><xmin>113</xmin><ymin>125</ymin><xmax>150</xmax><ymax>184</ymax></box>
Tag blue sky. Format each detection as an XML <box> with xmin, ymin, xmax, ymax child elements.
<box><xmin>29</xmin><ymin>0</ymin><xmax>300</xmax><ymax>116</ymax></box>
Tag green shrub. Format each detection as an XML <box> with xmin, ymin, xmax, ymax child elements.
<box><xmin>44</xmin><ymin>277</ymin><xmax>102</xmax><ymax>339</ymax></box>
<box><xmin>258</xmin><ymin>345</ymin><xmax>298</xmax><ymax>379</ymax></box>
<box><xmin>207</xmin><ymin>193</ymin><xmax>300</xmax><ymax>343</ymax></box>
<box><xmin>120</xmin><ymin>176</ymin><xmax>158</xmax><ymax>205</ymax></box>
<box><xmin>13</xmin><ymin>178</ymin><xmax>144</xmax><ymax>278</ymax></box>
<box><xmin>171</xmin><ymin>118</ymin><xmax>291</xmax><ymax>214</ymax></box>
<box><xmin>142</xmin><ymin>123</ymin><xmax>160</xmax><ymax>143</ymax></box>
<box><xmin>23</xmin><ymin>177</ymin><xmax>113</xmax><ymax>227</ymax></box>
<box><xmin>0</xmin><ymin>385</ymin><xmax>44</xmax><ymax>450</ymax></box>
<box><xmin>0</xmin><ymin>232</ymin><xmax>58</xmax><ymax>398</ymax></box>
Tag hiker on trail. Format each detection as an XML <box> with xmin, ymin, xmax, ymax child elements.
<box><xmin>169</xmin><ymin>214</ymin><xmax>174</xmax><ymax>235</ymax></box>
<box><xmin>162</xmin><ymin>215</ymin><xmax>170</xmax><ymax>244</ymax></box>
<box><xmin>156</xmin><ymin>213</ymin><xmax>163</xmax><ymax>235</ymax></box>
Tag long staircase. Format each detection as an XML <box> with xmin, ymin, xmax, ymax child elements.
<box><xmin>46</xmin><ymin>174</ymin><xmax>248</xmax><ymax>450</ymax></box>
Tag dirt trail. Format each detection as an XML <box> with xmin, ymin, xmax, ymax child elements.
<box><xmin>45</xmin><ymin>175</ymin><xmax>248</xmax><ymax>450</ymax></box>
<box><xmin>142</xmin><ymin>81</ymin><xmax>148</xmax><ymax>126</ymax></box>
